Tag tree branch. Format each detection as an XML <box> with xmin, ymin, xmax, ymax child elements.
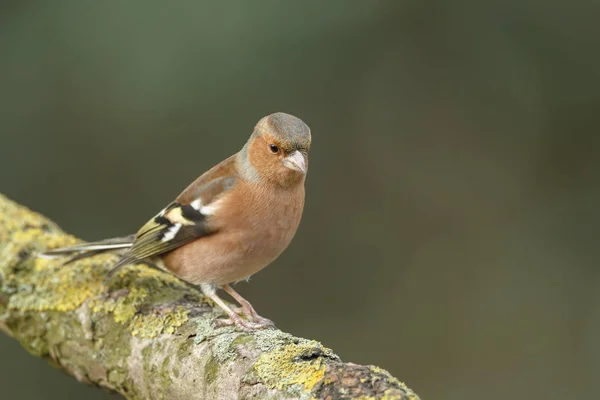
<box><xmin>0</xmin><ymin>194</ymin><xmax>419</xmax><ymax>400</ymax></box>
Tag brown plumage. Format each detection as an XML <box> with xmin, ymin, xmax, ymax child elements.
<box><xmin>41</xmin><ymin>112</ymin><xmax>311</xmax><ymax>330</ymax></box>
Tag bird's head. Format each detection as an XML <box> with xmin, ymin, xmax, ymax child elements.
<box><xmin>240</xmin><ymin>112</ymin><xmax>311</xmax><ymax>186</ymax></box>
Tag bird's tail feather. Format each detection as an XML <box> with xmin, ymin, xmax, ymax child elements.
<box><xmin>39</xmin><ymin>235</ymin><xmax>135</xmax><ymax>264</ymax></box>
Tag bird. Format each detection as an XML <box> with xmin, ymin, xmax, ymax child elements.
<box><xmin>40</xmin><ymin>112</ymin><xmax>311</xmax><ymax>331</ymax></box>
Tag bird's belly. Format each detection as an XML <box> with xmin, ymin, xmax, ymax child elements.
<box><xmin>162</xmin><ymin>227</ymin><xmax>294</xmax><ymax>285</ymax></box>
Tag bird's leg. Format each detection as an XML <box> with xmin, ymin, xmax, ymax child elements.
<box><xmin>199</xmin><ymin>284</ymin><xmax>264</xmax><ymax>331</ymax></box>
<box><xmin>223</xmin><ymin>284</ymin><xmax>275</xmax><ymax>327</ymax></box>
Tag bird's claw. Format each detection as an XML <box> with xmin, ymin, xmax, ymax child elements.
<box><xmin>232</xmin><ymin>306</ymin><xmax>275</xmax><ymax>327</ymax></box>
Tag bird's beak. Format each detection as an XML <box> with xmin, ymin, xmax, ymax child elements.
<box><xmin>283</xmin><ymin>150</ymin><xmax>307</xmax><ymax>174</ymax></box>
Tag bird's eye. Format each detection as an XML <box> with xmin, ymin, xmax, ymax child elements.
<box><xmin>269</xmin><ymin>144</ymin><xmax>279</xmax><ymax>154</ymax></box>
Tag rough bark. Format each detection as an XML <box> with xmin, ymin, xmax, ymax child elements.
<box><xmin>0</xmin><ymin>194</ymin><xmax>419</xmax><ymax>400</ymax></box>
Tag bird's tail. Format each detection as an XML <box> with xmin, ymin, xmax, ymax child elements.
<box><xmin>39</xmin><ymin>235</ymin><xmax>135</xmax><ymax>264</ymax></box>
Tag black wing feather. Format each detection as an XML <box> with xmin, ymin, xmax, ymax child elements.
<box><xmin>108</xmin><ymin>202</ymin><xmax>214</xmax><ymax>275</ymax></box>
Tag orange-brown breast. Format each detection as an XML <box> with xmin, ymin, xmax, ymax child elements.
<box><xmin>163</xmin><ymin>179</ymin><xmax>305</xmax><ymax>285</ymax></box>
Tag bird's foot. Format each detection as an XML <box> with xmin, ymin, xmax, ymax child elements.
<box><xmin>207</xmin><ymin>284</ymin><xmax>276</xmax><ymax>331</ymax></box>
<box><xmin>232</xmin><ymin>305</ymin><xmax>275</xmax><ymax>327</ymax></box>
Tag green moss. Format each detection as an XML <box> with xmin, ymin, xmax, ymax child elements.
<box><xmin>160</xmin><ymin>356</ymin><xmax>171</xmax><ymax>384</ymax></box>
<box><xmin>141</xmin><ymin>343</ymin><xmax>153</xmax><ymax>361</ymax></box>
<box><xmin>172</xmin><ymin>364</ymin><xmax>181</xmax><ymax>379</ymax></box>
<box><xmin>96</xmin><ymin>316</ymin><xmax>134</xmax><ymax>377</ymax></box>
<box><xmin>20</xmin><ymin>335</ymin><xmax>49</xmax><ymax>357</ymax></box>
<box><xmin>205</xmin><ymin>355</ymin><xmax>220</xmax><ymax>386</ymax></box>
<box><xmin>139</xmin><ymin>343</ymin><xmax>157</xmax><ymax>396</ymax></box>
<box><xmin>108</xmin><ymin>369</ymin><xmax>128</xmax><ymax>387</ymax></box>
<box><xmin>230</xmin><ymin>333</ymin><xmax>254</xmax><ymax>349</ymax></box>
<box><xmin>135</xmin><ymin>340</ymin><xmax>176</xmax><ymax>400</ymax></box>
<box><xmin>177</xmin><ymin>335</ymin><xmax>196</xmax><ymax>360</ymax></box>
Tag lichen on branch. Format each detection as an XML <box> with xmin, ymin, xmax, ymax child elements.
<box><xmin>0</xmin><ymin>194</ymin><xmax>419</xmax><ymax>400</ymax></box>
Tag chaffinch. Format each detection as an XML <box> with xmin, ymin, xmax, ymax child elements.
<box><xmin>41</xmin><ymin>112</ymin><xmax>311</xmax><ymax>330</ymax></box>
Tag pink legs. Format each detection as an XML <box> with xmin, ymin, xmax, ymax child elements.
<box><xmin>200</xmin><ymin>284</ymin><xmax>274</xmax><ymax>331</ymax></box>
<box><xmin>223</xmin><ymin>284</ymin><xmax>275</xmax><ymax>327</ymax></box>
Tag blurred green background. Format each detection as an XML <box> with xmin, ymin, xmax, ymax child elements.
<box><xmin>1</xmin><ymin>1</ymin><xmax>599</xmax><ymax>399</ymax></box>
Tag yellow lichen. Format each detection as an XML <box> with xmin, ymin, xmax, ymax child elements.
<box><xmin>254</xmin><ymin>342</ymin><xmax>326</xmax><ymax>393</ymax></box>
<box><xmin>129</xmin><ymin>307</ymin><xmax>189</xmax><ymax>338</ymax></box>
<box><xmin>91</xmin><ymin>286</ymin><xmax>148</xmax><ymax>323</ymax></box>
<box><xmin>6</xmin><ymin>237</ymin><xmax>108</xmax><ymax>313</ymax></box>
<box><xmin>0</xmin><ymin>197</ymin><xmax>51</xmax><ymax>241</ymax></box>
<box><xmin>0</xmin><ymin>197</ymin><xmax>89</xmax><ymax>296</ymax></box>
<box><xmin>0</xmin><ymin>195</ymin><xmax>190</xmax><ymax>338</ymax></box>
<box><xmin>88</xmin><ymin>278</ymin><xmax>189</xmax><ymax>338</ymax></box>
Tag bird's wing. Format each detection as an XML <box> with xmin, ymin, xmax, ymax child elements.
<box><xmin>120</xmin><ymin>156</ymin><xmax>238</xmax><ymax>265</ymax></box>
